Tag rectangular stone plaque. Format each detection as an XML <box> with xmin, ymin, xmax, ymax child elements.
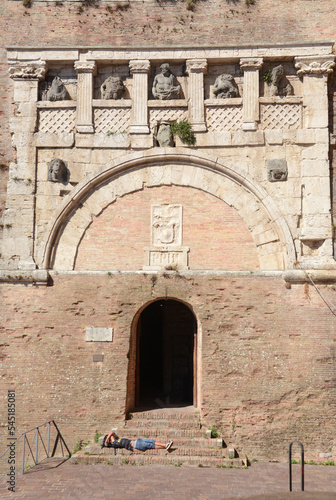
<box><xmin>93</xmin><ymin>354</ymin><xmax>104</xmax><ymax>363</ymax></box>
<box><xmin>85</xmin><ymin>327</ymin><xmax>113</xmax><ymax>342</ymax></box>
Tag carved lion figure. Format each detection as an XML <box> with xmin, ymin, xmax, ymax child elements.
<box><xmin>270</xmin><ymin>65</ymin><xmax>293</xmax><ymax>97</ymax></box>
<box><xmin>48</xmin><ymin>159</ymin><xmax>68</xmax><ymax>183</ymax></box>
<box><xmin>213</xmin><ymin>74</ymin><xmax>239</xmax><ymax>99</ymax></box>
<box><xmin>101</xmin><ymin>76</ymin><xmax>125</xmax><ymax>100</ymax></box>
<box><xmin>46</xmin><ymin>76</ymin><xmax>70</xmax><ymax>101</ymax></box>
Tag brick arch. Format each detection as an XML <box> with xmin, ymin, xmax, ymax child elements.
<box><xmin>36</xmin><ymin>149</ymin><xmax>296</xmax><ymax>270</ymax></box>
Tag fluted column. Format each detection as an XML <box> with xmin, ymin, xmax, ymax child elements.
<box><xmin>240</xmin><ymin>58</ymin><xmax>263</xmax><ymax>131</ymax></box>
<box><xmin>186</xmin><ymin>59</ymin><xmax>207</xmax><ymax>132</ymax></box>
<box><xmin>75</xmin><ymin>60</ymin><xmax>96</xmax><ymax>133</ymax></box>
<box><xmin>129</xmin><ymin>60</ymin><xmax>150</xmax><ymax>134</ymax></box>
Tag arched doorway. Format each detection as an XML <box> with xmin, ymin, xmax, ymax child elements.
<box><xmin>136</xmin><ymin>299</ymin><xmax>197</xmax><ymax>408</ymax></box>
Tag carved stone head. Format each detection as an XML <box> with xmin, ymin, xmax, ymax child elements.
<box><xmin>46</xmin><ymin>76</ymin><xmax>70</xmax><ymax>102</ymax></box>
<box><xmin>48</xmin><ymin>159</ymin><xmax>68</xmax><ymax>183</ymax></box>
<box><xmin>101</xmin><ymin>76</ymin><xmax>125</xmax><ymax>100</ymax></box>
<box><xmin>267</xmin><ymin>159</ymin><xmax>288</xmax><ymax>182</ymax></box>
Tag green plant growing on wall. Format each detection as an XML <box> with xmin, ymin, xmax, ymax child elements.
<box><xmin>210</xmin><ymin>425</ymin><xmax>219</xmax><ymax>438</ymax></box>
<box><xmin>263</xmin><ymin>70</ymin><xmax>273</xmax><ymax>85</ymax></box>
<box><xmin>171</xmin><ymin>120</ymin><xmax>196</xmax><ymax>146</ymax></box>
<box><xmin>94</xmin><ymin>431</ymin><xmax>102</xmax><ymax>443</ymax></box>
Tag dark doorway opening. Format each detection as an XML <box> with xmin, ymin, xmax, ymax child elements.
<box><xmin>136</xmin><ymin>299</ymin><xmax>196</xmax><ymax>408</ymax></box>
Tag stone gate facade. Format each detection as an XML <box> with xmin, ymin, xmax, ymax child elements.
<box><xmin>1</xmin><ymin>1</ymin><xmax>336</xmax><ymax>464</ymax></box>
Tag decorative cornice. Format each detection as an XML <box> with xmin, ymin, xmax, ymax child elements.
<box><xmin>74</xmin><ymin>60</ymin><xmax>96</xmax><ymax>73</ymax></box>
<box><xmin>294</xmin><ymin>55</ymin><xmax>335</xmax><ymax>76</ymax></box>
<box><xmin>8</xmin><ymin>61</ymin><xmax>47</xmax><ymax>81</ymax></box>
<box><xmin>240</xmin><ymin>57</ymin><xmax>263</xmax><ymax>71</ymax></box>
<box><xmin>129</xmin><ymin>59</ymin><xmax>150</xmax><ymax>73</ymax></box>
<box><xmin>186</xmin><ymin>59</ymin><xmax>208</xmax><ymax>74</ymax></box>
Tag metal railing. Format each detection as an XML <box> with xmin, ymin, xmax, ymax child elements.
<box><xmin>289</xmin><ymin>440</ymin><xmax>304</xmax><ymax>492</ymax></box>
<box><xmin>0</xmin><ymin>420</ymin><xmax>71</xmax><ymax>474</ymax></box>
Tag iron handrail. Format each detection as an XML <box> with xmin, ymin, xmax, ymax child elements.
<box><xmin>289</xmin><ymin>440</ymin><xmax>304</xmax><ymax>492</ymax></box>
<box><xmin>0</xmin><ymin>420</ymin><xmax>71</xmax><ymax>474</ymax></box>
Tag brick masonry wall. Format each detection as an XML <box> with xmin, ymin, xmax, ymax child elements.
<box><xmin>75</xmin><ymin>185</ymin><xmax>260</xmax><ymax>271</ymax></box>
<box><xmin>0</xmin><ymin>273</ymin><xmax>335</xmax><ymax>461</ymax></box>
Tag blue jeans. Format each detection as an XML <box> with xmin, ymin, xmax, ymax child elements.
<box><xmin>133</xmin><ymin>438</ymin><xmax>155</xmax><ymax>451</ymax></box>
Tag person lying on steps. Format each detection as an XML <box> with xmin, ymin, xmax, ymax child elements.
<box><xmin>102</xmin><ymin>431</ymin><xmax>173</xmax><ymax>452</ymax></box>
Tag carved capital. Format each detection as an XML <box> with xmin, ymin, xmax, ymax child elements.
<box><xmin>186</xmin><ymin>59</ymin><xmax>207</xmax><ymax>74</ymax></box>
<box><xmin>8</xmin><ymin>61</ymin><xmax>47</xmax><ymax>81</ymax></box>
<box><xmin>294</xmin><ymin>55</ymin><xmax>335</xmax><ymax>76</ymax></box>
<box><xmin>129</xmin><ymin>59</ymin><xmax>150</xmax><ymax>74</ymax></box>
<box><xmin>74</xmin><ymin>60</ymin><xmax>96</xmax><ymax>74</ymax></box>
<box><xmin>240</xmin><ymin>58</ymin><xmax>263</xmax><ymax>71</ymax></box>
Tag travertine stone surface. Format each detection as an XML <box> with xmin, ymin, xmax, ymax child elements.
<box><xmin>2</xmin><ymin>43</ymin><xmax>335</xmax><ymax>273</ymax></box>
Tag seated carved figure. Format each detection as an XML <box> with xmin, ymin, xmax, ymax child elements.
<box><xmin>48</xmin><ymin>159</ymin><xmax>68</xmax><ymax>183</ymax></box>
<box><xmin>101</xmin><ymin>76</ymin><xmax>125</xmax><ymax>100</ymax></box>
<box><xmin>46</xmin><ymin>76</ymin><xmax>70</xmax><ymax>101</ymax></box>
<box><xmin>152</xmin><ymin>63</ymin><xmax>181</xmax><ymax>100</ymax></box>
<box><xmin>270</xmin><ymin>65</ymin><xmax>293</xmax><ymax>96</ymax></box>
<box><xmin>213</xmin><ymin>74</ymin><xmax>239</xmax><ymax>99</ymax></box>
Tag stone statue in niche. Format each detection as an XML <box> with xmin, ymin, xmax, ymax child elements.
<box><xmin>270</xmin><ymin>65</ymin><xmax>293</xmax><ymax>96</ymax></box>
<box><xmin>213</xmin><ymin>74</ymin><xmax>239</xmax><ymax>98</ymax></box>
<box><xmin>152</xmin><ymin>63</ymin><xmax>181</xmax><ymax>100</ymax></box>
<box><xmin>267</xmin><ymin>159</ymin><xmax>288</xmax><ymax>182</ymax></box>
<box><xmin>48</xmin><ymin>159</ymin><xmax>68</xmax><ymax>183</ymax></box>
<box><xmin>101</xmin><ymin>76</ymin><xmax>125</xmax><ymax>100</ymax></box>
<box><xmin>155</xmin><ymin>122</ymin><xmax>174</xmax><ymax>147</ymax></box>
<box><xmin>46</xmin><ymin>76</ymin><xmax>70</xmax><ymax>101</ymax></box>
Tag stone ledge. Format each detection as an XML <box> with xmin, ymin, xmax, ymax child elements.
<box><xmin>283</xmin><ymin>269</ymin><xmax>336</xmax><ymax>283</ymax></box>
<box><xmin>0</xmin><ymin>270</ymin><xmax>49</xmax><ymax>284</ymax></box>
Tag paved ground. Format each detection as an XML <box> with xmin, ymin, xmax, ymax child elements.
<box><xmin>0</xmin><ymin>458</ymin><xmax>336</xmax><ymax>499</ymax></box>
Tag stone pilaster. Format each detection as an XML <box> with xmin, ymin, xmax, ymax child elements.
<box><xmin>240</xmin><ymin>58</ymin><xmax>263</xmax><ymax>131</ymax></box>
<box><xmin>75</xmin><ymin>60</ymin><xmax>96</xmax><ymax>133</ymax></box>
<box><xmin>129</xmin><ymin>60</ymin><xmax>150</xmax><ymax>134</ymax></box>
<box><xmin>295</xmin><ymin>55</ymin><xmax>335</xmax><ymax>129</ymax></box>
<box><xmin>186</xmin><ymin>59</ymin><xmax>207</xmax><ymax>132</ymax></box>
<box><xmin>294</xmin><ymin>55</ymin><xmax>335</xmax><ymax>266</ymax></box>
<box><xmin>2</xmin><ymin>61</ymin><xmax>48</xmax><ymax>270</ymax></box>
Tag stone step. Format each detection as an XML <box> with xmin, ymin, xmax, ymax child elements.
<box><xmin>112</xmin><ymin>427</ymin><xmax>205</xmax><ymax>438</ymax></box>
<box><xmin>85</xmin><ymin>443</ymin><xmax>229</xmax><ymax>458</ymax></box>
<box><xmin>72</xmin><ymin>450</ymin><xmax>244</xmax><ymax>468</ymax></box>
<box><xmin>124</xmin><ymin>419</ymin><xmax>202</xmax><ymax>430</ymax></box>
<box><xmin>127</xmin><ymin>408</ymin><xmax>200</xmax><ymax>422</ymax></box>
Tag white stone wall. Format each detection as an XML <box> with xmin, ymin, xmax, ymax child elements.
<box><xmin>2</xmin><ymin>43</ymin><xmax>335</xmax><ymax>274</ymax></box>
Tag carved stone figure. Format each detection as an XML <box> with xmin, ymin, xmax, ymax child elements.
<box><xmin>48</xmin><ymin>159</ymin><xmax>68</xmax><ymax>183</ymax></box>
<box><xmin>270</xmin><ymin>65</ymin><xmax>293</xmax><ymax>97</ymax></box>
<box><xmin>152</xmin><ymin>63</ymin><xmax>181</xmax><ymax>100</ymax></box>
<box><xmin>267</xmin><ymin>159</ymin><xmax>288</xmax><ymax>182</ymax></box>
<box><xmin>213</xmin><ymin>74</ymin><xmax>239</xmax><ymax>99</ymax></box>
<box><xmin>46</xmin><ymin>77</ymin><xmax>70</xmax><ymax>101</ymax></box>
<box><xmin>101</xmin><ymin>76</ymin><xmax>125</xmax><ymax>100</ymax></box>
<box><xmin>152</xmin><ymin>205</ymin><xmax>182</xmax><ymax>246</ymax></box>
<box><xmin>156</xmin><ymin>122</ymin><xmax>174</xmax><ymax>147</ymax></box>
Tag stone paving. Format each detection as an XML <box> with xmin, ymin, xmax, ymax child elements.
<box><xmin>0</xmin><ymin>459</ymin><xmax>336</xmax><ymax>499</ymax></box>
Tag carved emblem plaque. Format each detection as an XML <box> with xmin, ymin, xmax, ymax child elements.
<box><xmin>144</xmin><ymin>204</ymin><xmax>189</xmax><ymax>270</ymax></box>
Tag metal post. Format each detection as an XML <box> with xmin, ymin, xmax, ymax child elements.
<box><xmin>35</xmin><ymin>428</ymin><xmax>39</xmax><ymax>463</ymax></box>
<box><xmin>22</xmin><ymin>434</ymin><xmax>26</xmax><ymax>474</ymax></box>
<box><xmin>47</xmin><ymin>422</ymin><xmax>50</xmax><ymax>458</ymax></box>
<box><xmin>289</xmin><ymin>441</ymin><xmax>304</xmax><ymax>492</ymax></box>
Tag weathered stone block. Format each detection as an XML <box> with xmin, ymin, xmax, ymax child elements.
<box><xmin>86</xmin><ymin>328</ymin><xmax>113</xmax><ymax>342</ymax></box>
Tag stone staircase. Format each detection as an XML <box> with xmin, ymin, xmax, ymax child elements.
<box><xmin>71</xmin><ymin>407</ymin><xmax>246</xmax><ymax>468</ymax></box>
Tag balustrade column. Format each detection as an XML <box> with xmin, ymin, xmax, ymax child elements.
<box><xmin>240</xmin><ymin>58</ymin><xmax>263</xmax><ymax>131</ymax></box>
<box><xmin>186</xmin><ymin>59</ymin><xmax>207</xmax><ymax>132</ymax></box>
<box><xmin>129</xmin><ymin>60</ymin><xmax>150</xmax><ymax>134</ymax></box>
<box><xmin>74</xmin><ymin>60</ymin><xmax>96</xmax><ymax>133</ymax></box>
